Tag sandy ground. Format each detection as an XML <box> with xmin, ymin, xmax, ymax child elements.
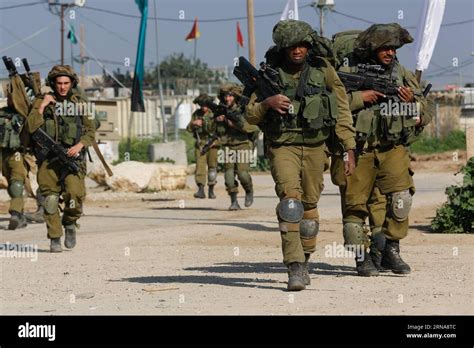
<box><xmin>0</xmin><ymin>165</ymin><xmax>472</xmax><ymax>315</ymax></box>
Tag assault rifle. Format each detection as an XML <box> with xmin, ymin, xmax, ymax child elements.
<box><xmin>2</xmin><ymin>56</ymin><xmax>18</xmax><ymax>77</ymax></box>
<box><xmin>337</xmin><ymin>64</ymin><xmax>400</xmax><ymax>98</ymax></box>
<box><xmin>233</xmin><ymin>56</ymin><xmax>294</xmax><ymax>127</ymax></box>
<box><xmin>32</xmin><ymin>128</ymin><xmax>81</xmax><ymax>174</ymax></box>
<box><xmin>338</xmin><ymin>63</ymin><xmax>433</xmax><ymax>102</ymax></box>
<box><xmin>198</xmin><ymin>101</ymin><xmax>243</xmax><ymax>156</ymax></box>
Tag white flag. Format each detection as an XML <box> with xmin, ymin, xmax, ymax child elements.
<box><xmin>280</xmin><ymin>0</ymin><xmax>299</xmax><ymax>20</ymax></box>
<box><xmin>414</xmin><ymin>0</ymin><xmax>446</xmax><ymax>71</ymax></box>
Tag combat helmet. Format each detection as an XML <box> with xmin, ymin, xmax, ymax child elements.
<box><xmin>272</xmin><ymin>20</ymin><xmax>315</xmax><ymax>50</ymax></box>
<box><xmin>193</xmin><ymin>93</ymin><xmax>214</xmax><ymax>106</ymax></box>
<box><xmin>354</xmin><ymin>23</ymin><xmax>413</xmax><ymax>59</ymax></box>
<box><xmin>47</xmin><ymin>65</ymin><xmax>79</xmax><ymax>88</ymax></box>
<box><xmin>218</xmin><ymin>84</ymin><xmax>243</xmax><ymax>103</ymax></box>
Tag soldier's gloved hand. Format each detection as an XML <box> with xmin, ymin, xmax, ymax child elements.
<box><xmin>361</xmin><ymin>90</ymin><xmax>385</xmax><ymax>104</ymax></box>
<box><xmin>262</xmin><ymin>94</ymin><xmax>291</xmax><ymax>114</ymax></box>
<box><xmin>344</xmin><ymin>149</ymin><xmax>356</xmax><ymax>176</ymax></box>
<box><xmin>398</xmin><ymin>86</ymin><xmax>414</xmax><ymax>102</ymax></box>
<box><xmin>67</xmin><ymin>142</ymin><xmax>84</xmax><ymax>158</ymax></box>
<box><xmin>39</xmin><ymin>94</ymin><xmax>56</xmax><ymax>114</ymax></box>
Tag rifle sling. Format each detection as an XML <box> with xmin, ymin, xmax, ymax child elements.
<box><xmin>91</xmin><ymin>141</ymin><xmax>113</xmax><ymax>177</ymax></box>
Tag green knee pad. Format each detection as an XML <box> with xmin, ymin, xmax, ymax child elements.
<box><xmin>343</xmin><ymin>222</ymin><xmax>368</xmax><ymax>247</ymax></box>
<box><xmin>44</xmin><ymin>194</ymin><xmax>60</xmax><ymax>214</ymax></box>
<box><xmin>8</xmin><ymin>181</ymin><xmax>24</xmax><ymax>198</ymax></box>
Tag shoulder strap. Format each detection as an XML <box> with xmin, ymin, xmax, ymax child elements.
<box><xmin>295</xmin><ymin>63</ymin><xmax>310</xmax><ymax>100</ymax></box>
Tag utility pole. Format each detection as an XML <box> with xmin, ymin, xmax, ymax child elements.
<box><xmin>80</xmin><ymin>24</ymin><xmax>85</xmax><ymax>87</ymax></box>
<box><xmin>48</xmin><ymin>0</ymin><xmax>86</xmax><ymax>65</ymax></box>
<box><xmin>60</xmin><ymin>4</ymin><xmax>66</xmax><ymax>65</ymax></box>
<box><xmin>246</xmin><ymin>0</ymin><xmax>256</xmax><ymax>66</ymax></box>
<box><xmin>313</xmin><ymin>0</ymin><xmax>335</xmax><ymax>37</ymax></box>
<box><xmin>153</xmin><ymin>0</ymin><xmax>167</xmax><ymax>143</ymax></box>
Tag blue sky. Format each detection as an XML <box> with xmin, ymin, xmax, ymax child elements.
<box><xmin>0</xmin><ymin>0</ymin><xmax>473</xmax><ymax>89</ymax></box>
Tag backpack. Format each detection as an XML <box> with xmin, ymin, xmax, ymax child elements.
<box><xmin>331</xmin><ymin>30</ymin><xmax>362</xmax><ymax>69</ymax></box>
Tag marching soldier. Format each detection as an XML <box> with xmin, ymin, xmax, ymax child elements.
<box><xmin>26</xmin><ymin>65</ymin><xmax>95</xmax><ymax>252</ymax></box>
<box><xmin>187</xmin><ymin>93</ymin><xmax>218</xmax><ymax>199</ymax></box>
<box><xmin>216</xmin><ymin>84</ymin><xmax>259</xmax><ymax>211</ymax></box>
<box><xmin>336</xmin><ymin>23</ymin><xmax>428</xmax><ymax>275</ymax></box>
<box><xmin>245</xmin><ymin>20</ymin><xmax>356</xmax><ymax>290</ymax></box>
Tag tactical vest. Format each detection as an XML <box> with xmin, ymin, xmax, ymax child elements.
<box><xmin>351</xmin><ymin>62</ymin><xmax>419</xmax><ymax>146</ymax></box>
<box><xmin>0</xmin><ymin>107</ymin><xmax>23</xmax><ymax>150</ymax></box>
<box><xmin>217</xmin><ymin>104</ymin><xmax>250</xmax><ymax>145</ymax></box>
<box><xmin>192</xmin><ymin>109</ymin><xmax>213</xmax><ymax>142</ymax></box>
<box><xmin>41</xmin><ymin>94</ymin><xmax>85</xmax><ymax>147</ymax></box>
<box><xmin>261</xmin><ymin>63</ymin><xmax>338</xmax><ymax>145</ymax></box>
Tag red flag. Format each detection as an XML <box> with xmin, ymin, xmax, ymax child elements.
<box><xmin>236</xmin><ymin>21</ymin><xmax>244</xmax><ymax>48</ymax></box>
<box><xmin>185</xmin><ymin>17</ymin><xmax>200</xmax><ymax>41</ymax></box>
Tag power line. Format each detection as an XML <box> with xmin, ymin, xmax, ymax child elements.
<box><xmin>332</xmin><ymin>9</ymin><xmax>474</xmax><ymax>29</ymax></box>
<box><xmin>0</xmin><ymin>23</ymin><xmax>54</xmax><ymax>61</ymax></box>
<box><xmin>75</xmin><ymin>11</ymin><xmax>136</xmax><ymax>47</ymax></box>
<box><xmin>0</xmin><ymin>1</ymin><xmax>43</xmax><ymax>10</ymax></box>
<box><xmin>0</xmin><ymin>21</ymin><xmax>55</xmax><ymax>54</ymax></box>
<box><xmin>80</xmin><ymin>3</ymin><xmax>313</xmax><ymax>22</ymax></box>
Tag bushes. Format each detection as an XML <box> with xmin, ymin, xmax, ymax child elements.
<box><xmin>410</xmin><ymin>130</ymin><xmax>466</xmax><ymax>154</ymax></box>
<box><xmin>431</xmin><ymin>157</ymin><xmax>474</xmax><ymax>233</ymax></box>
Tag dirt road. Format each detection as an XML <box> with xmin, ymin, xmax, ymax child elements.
<box><xmin>0</xmin><ymin>170</ymin><xmax>472</xmax><ymax>315</ymax></box>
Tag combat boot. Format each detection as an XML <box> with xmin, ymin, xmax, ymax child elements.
<box><xmin>208</xmin><ymin>185</ymin><xmax>216</xmax><ymax>199</ymax></box>
<box><xmin>228</xmin><ymin>192</ymin><xmax>241</xmax><ymax>211</ymax></box>
<box><xmin>381</xmin><ymin>239</ymin><xmax>411</xmax><ymax>274</ymax></box>
<box><xmin>244</xmin><ymin>189</ymin><xmax>254</xmax><ymax>207</ymax></box>
<box><xmin>369</xmin><ymin>245</ymin><xmax>384</xmax><ymax>271</ymax></box>
<box><xmin>287</xmin><ymin>262</ymin><xmax>306</xmax><ymax>291</ymax></box>
<box><xmin>193</xmin><ymin>184</ymin><xmax>205</xmax><ymax>199</ymax></box>
<box><xmin>50</xmin><ymin>238</ymin><xmax>62</xmax><ymax>253</ymax></box>
<box><xmin>64</xmin><ymin>224</ymin><xmax>77</xmax><ymax>249</ymax></box>
<box><xmin>8</xmin><ymin>212</ymin><xmax>28</xmax><ymax>230</ymax></box>
<box><xmin>24</xmin><ymin>206</ymin><xmax>45</xmax><ymax>223</ymax></box>
<box><xmin>356</xmin><ymin>249</ymin><xmax>379</xmax><ymax>277</ymax></box>
<box><xmin>303</xmin><ymin>253</ymin><xmax>311</xmax><ymax>285</ymax></box>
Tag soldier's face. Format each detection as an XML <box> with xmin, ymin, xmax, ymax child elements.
<box><xmin>55</xmin><ymin>76</ymin><xmax>73</xmax><ymax>97</ymax></box>
<box><xmin>376</xmin><ymin>47</ymin><xmax>396</xmax><ymax>65</ymax></box>
<box><xmin>285</xmin><ymin>43</ymin><xmax>309</xmax><ymax>65</ymax></box>
<box><xmin>201</xmin><ymin>106</ymin><xmax>209</xmax><ymax>113</ymax></box>
<box><xmin>224</xmin><ymin>94</ymin><xmax>234</xmax><ymax>107</ymax></box>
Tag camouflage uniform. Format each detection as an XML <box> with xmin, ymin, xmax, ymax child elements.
<box><xmin>0</xmin><ymin>105</ymin><xmax>28</xmax><ymax>230</ymax></box>
<box><xmin>245</xmin><ymin>20</ymin><xmax>356</xmax><ymax>290</ymax></box>
<box><xmin>27</xmin><ymin>65</ymin><xmax>95</xmax><ymax>252</ymax></box>
<box><xmin>338</xmin><ymin>24</ymin><xmax>428</xmax><ymax>275</ymax></box>
<box><xmin>217</xmin><ymin>85</ymin><xmax>259</xmax><ymax>210</ymax></box>
<box><xmin>186</xmin><ymin>94</ymin><xmax>218</xmax><ymax>199</ymax></box>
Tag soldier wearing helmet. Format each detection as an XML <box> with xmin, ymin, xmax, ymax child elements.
<box><xmin>245</xmin><ymin>20</ymin><xmax>356</xmax><ymax>291</ymax></box>
<box><xmin>187</xmin><ymin>93</ymin><xmax>218</xmax><ymax>199</ymax></box>
<box><xmin>215</xmin><ymin>84</ymin><xmax>259</xmax><ymax>211</ymax></box>
<box><xmin>26</xmin><ymin>65</ymin><xmax>96</xmax><ymax>253</ymax></box>
<box><xmin>334</xmin><ymin>23</ymin><xmax>429</xmax><ymax>276</ymax></box>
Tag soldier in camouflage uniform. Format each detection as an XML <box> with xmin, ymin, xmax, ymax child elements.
<box><xmin>0</xmin><ymin>84</ymin><xmax>28</xmax><ymax>230</ymax></box>
<box><xmin>216</xmin><ymin>84</ymin><xmax>259</xmax><ymax>211</ymax></box>
<box><xmin>187</xmin><ymin>93</ymin><xmax>218</xmax><ymax>199</ymax></box>
<box><xmin>245</xmin><ymin>20</ymin><xmax>356</xmax><ymax>291</ymax></box>
<box><xmin>27</xmin><ymin>65</ymin><xmax>96</xmax><ymax>252</ymax></box>
<box><xmin>337</xmin><ymin>23</ymin><xmax>428</xmax><ymax>276</ymax></box>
